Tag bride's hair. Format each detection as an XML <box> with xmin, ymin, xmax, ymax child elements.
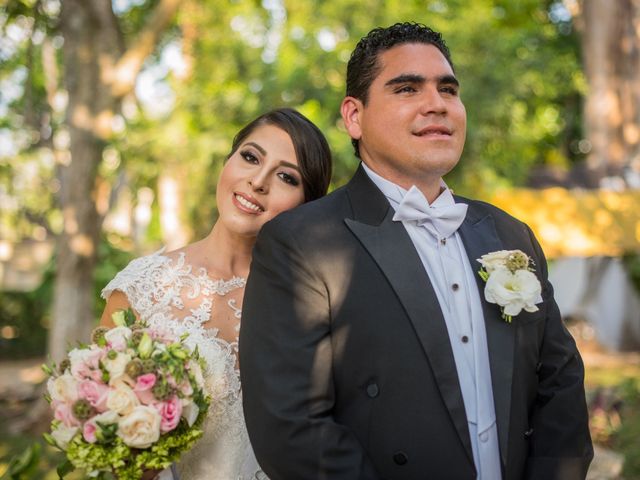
<box><xmin>228</xmin><ymin>108</ymin><xmax>332</xmax><ymax>202</ymax></box>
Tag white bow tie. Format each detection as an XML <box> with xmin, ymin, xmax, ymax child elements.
<box><xmin>392</xmin><ymin>185</ymin><xmax>468</xmax><ymax>239</ymax></box>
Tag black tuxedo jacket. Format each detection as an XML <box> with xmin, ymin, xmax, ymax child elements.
<box><xmin>240</xmin><ymin>166</ymin><xmax>593</xmax><ymax>480</ymax></box>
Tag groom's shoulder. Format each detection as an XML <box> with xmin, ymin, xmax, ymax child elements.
<box><xmin>278</xmin><ymin>184</ymin><xmax>350</xmax><ymax>224</ymax></box>
<box><xmin>263</xmin><ymin>184</ymin><xmax>350</xmax><ymax>235</ymax></box>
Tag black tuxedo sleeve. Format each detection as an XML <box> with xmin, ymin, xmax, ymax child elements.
<box><xmin>239</xmin><ymin>219</ymin><xmax>380</xmax><ymax>480</ymax></box>
<box><xmin>523</xmin><ymin>226</ymin><xmax>593</xmax><ymax>480</ymax></box>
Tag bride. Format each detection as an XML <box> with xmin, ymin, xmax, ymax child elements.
<box><xmin>99</xmin><ymin>108</ymin><xmax>332</xmax><ymax>479</ymax></box>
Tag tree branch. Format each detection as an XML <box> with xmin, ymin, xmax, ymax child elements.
<box><xmin>110</xmin><ymin>0</ymin><xmax>182</xmax><ymax>98</ymax></box>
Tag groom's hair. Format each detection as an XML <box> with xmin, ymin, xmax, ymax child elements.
<box><xmin>346</xmin><ymin>22</ymin><xmax>454</xmax><ymax>157</ymax></box>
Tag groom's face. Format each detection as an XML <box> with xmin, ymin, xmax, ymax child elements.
<box><xmin>345</xmin><ymin>43</ymin><xmax>466</xmax><ymax>190</ymax></box>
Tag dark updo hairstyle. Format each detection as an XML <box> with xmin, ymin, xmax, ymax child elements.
<box><xmin>346</xmin><ymin>22</ymin><xmax>454</xmax><ymax>157</ymax></box>
<box><xmin>227</xmin><ymin>108</ymin><xmax>332</xmax><ymax>202</ymax></box>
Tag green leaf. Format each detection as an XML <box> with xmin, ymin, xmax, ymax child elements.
<box><xmin>56</xmin><ymin>459</ymin><xmax>75</xmax><ymax>479</ymax></box>
<box><xmin>124</xmin><ymin>308</ymin><xmax>137</xmax><ymax>326</ymax></box>
<box><xmin>3</xmin><ymin>442</ymin><xmax>41</xmax><ymax>478</ymax></box>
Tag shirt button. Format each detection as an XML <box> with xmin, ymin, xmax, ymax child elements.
<box><xmin>480</xmin><ymin>432</ymin><xmax>489</xmax><ymax>443</ymax></box>
<box><xmin>393</xmin><ymin>451</ymin><xmax>408</xmax><ymax>465</ymax></box>
<box><xmin>452</xmin><ymin>283</ymin><xmax>460</xmax><ymax>291</ymax></box>
<box><xmin>461</xmin><ymin>335</ymin><xmax>469</xmax><ymax>343</ymax></box>
<box><xmin>366</xmin><ymin>383</ymin><xmax>379</xmax><ymax>398</ymax></box>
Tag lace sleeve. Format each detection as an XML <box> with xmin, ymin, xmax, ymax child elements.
<box><xmin>100</xmin><ymin>248</ymin><xmax>169</xmax><ymax>318</ymax></box>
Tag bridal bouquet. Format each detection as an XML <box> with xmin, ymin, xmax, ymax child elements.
<box><xmin>43</xmin><ymin>310</ymin><xmax>210</xmax><ymax>479</ymax></box>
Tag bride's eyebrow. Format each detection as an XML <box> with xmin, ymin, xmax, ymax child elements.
<box><xmin>279</xmin><ymin>161</ymin><xmax>300</xmax><ymax>171</ymax></box>
<box><xmin>243</xmin><ymin>142</ymin><xmax>267</xmax><ymax>156</ymax></box>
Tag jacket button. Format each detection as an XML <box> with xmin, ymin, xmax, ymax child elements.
<box><xmin>524</xmin><ymin>428</ymin><xmax>534</xmax><ymax>439</ymax></box>
<box><xmin>535</xmin><ymin>362</ymin><xmax>542</xmax><ymax>373</ymax></box>
<box><xmin>393</xmin><ymin>451</ymin><xmax>408</xmax><ymax>465</ymax></box>
<box><xmin>366</xmin><ymin>383</ymin><xmax>379</xmax><ymax>398</ymax></box>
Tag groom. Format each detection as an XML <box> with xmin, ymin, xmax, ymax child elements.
<box><xmin>240</xmin><ymin>23</ymin><xmax>593</xmax><ymax>479</ymax></box>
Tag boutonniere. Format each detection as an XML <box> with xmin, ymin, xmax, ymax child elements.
<box><xmin>477</xmin><ymin>250</ymin><xmax>543</xmax><ymax>323</ymax></box>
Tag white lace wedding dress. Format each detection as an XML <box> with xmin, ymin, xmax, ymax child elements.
<box><xmin>102</xmin><ymin>249</ymin><xmax>266</xmax><ymax>480</ymax></box>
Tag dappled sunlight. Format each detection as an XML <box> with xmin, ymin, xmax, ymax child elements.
<box><xmin>488</xmin><ymin>188</ymin><xmax>640</xmax><ymax>257</ymax></box>
<box><xmin>69</xmin><ymin>234</ymin><xmax>94</xmax><ymax>257</ymax></box>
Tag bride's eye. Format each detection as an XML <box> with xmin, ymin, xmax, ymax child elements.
<box><xmin>278</xmin><ymin>172</ymin><xmax>300</xmax><ymax>186</ymax></box>
<box><xmin>240</xmin><ymin>150</ymin><xmax>259</xmax><ymax>164</ymax></box>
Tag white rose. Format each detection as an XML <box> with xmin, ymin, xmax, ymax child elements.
<box><xmin>117</xmin><ymin>405</ymin><xmax>161</xmax><ymax>448</ymax></box>
<box><xmin>104</xmin><ymin>352</ymin><xmax>131</xmax><ymax>383</ymax></box>
<box><xmin>47</xmin><ymin>373</ymin><xmax>78</xmax><ymax>404</ymax></box>
<box><xmin>51</xmin><ymin>424</ymin><xmax>79</xmax><ymax>450</ymax></box>
<box><xmin>104</xmin><ymin>326</ymin><xmax>132</xmax><ymax>351</ymax></box>
<box><xmin>477</xmin><ymin>250</ymin><xmax>512</xmax><ymax>273</ymax></box>
<box><xmin>181</xmin><ymin>400</ymin><xmax>200</xmax><ymax>427</ymax></box>
<box><xmin>484</xmin><ymin>269</ymin><xmax>542</xmax><ymax>316</ymax></box>
<box><xmin>106</xmin><ymin>380</ymin><xmax>140</xmax><ymax>415</ymax></box>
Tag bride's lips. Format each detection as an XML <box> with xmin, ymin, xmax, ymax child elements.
<box><xmin>232</xmin><ymin>192</ymin><xmax>265</xmax><ymax>214</ymax></box>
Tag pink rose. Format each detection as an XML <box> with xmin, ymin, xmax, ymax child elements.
<box><xmin>134</xmin><ymin>373</ymin><xmax>157</xmax><ymax>405</ymax></box>
<box><xmin>78</xmin><ymin>380</ymin><xmax>109</xmax><ymax>412</ymax></box>
<box><xmin>54</xmin><ymin>402</ymin><xmax>80</xmax><ymax>428</ymax></box>
<box><xmin>83</xmin><ymin>420</ymin><xmax>97</xmax><ymax>443</ymax></box>
<box><xmin>154</xmin><ymin>396</ymin><xmax>182</xmax><ymax>433</ymax></box>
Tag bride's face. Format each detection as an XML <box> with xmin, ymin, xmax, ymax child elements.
<box><xmin>216</xmin><ymin>124</ymin><xmax>306</xmax><ymax>238</ymax></box>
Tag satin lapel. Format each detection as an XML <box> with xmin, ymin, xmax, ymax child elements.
<box><xmin>457</xmin><ymin>202</ymin><xmax>514</xmax><ymax>467</ymax></box>
<box><xmin>344</xmin><ymin>177</ymin><xmax>474</xmax><ymax>464</ymax></box>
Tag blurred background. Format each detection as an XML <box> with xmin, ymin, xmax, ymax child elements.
<box><xmin>1</xmin><ymin>0</ymin><xmax>639</xmax><ymax>478</ymax></box>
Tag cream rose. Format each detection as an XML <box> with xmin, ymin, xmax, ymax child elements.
<box><xmin>484</xmin><ymin>268</ymin><xmax>542</xmax><ymax>316</ymax></box>
<box><xmin>51</xmin><ymin>424</ymin><xmax>79</xmax><ymax>450</ymax></box>
<box><xmin>117</xmin><ymin>405</ymin><xmax>161</xmax><ymax>448</ymax></box>
<box><xmin>477</xmin><ymin>250</ymin><xmax>512</xmax><ymax>273</ymax></box>
<box><xmin>104</xmin><ymin>352</ymin><xmax>131</xmax><ymax>383</ymax></box>
<box><xmin>104</xmin><ymin>326</ymin><xmax>132</xmax><ymax>351</ymax></box>
<box><xmin>47</xmin><ymin>373</ymin><xmax>79</xmax><ymax>404</ymax></box>
<box><xmin>106</xmin><ymin>380</ymin><xmax>140</xmax><ymax>415</ymax></box>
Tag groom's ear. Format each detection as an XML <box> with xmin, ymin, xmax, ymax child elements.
<box><xmin>341</xmin><ymin>96</ymin><xmax>363</xmax><ymax>141</ymax></box>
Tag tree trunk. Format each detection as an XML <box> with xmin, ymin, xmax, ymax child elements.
<box><xmin>575</xmin><ymin>0</ymin><xmax>640</xmax><ymax>187</ymax></box>
<box><xmin>50</xmin><ymin>0</ymin><xmax>180</xmax><ymax>361</ymax></box>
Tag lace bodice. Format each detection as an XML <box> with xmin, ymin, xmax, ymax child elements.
<box><xmin>101</xmin><ymin>249</ymin><xmax>265</xmax><ymax>480</ymax></box>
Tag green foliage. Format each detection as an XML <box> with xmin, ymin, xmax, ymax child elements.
<box><xmin>2</xmin><ymin>0</ymin><xmax>587</xmax><ymax>245</ymax></box>
<box><xmin>0</xmin><ymin>240</ymin><xmax>132</xmax><ymax>360</ymax></box>
<box><xmin>0</xmin><ymin>443</ymin><xmax>41</xmax><ymax>480</ymax></box>
<box><xmin>0</xmin><ymin>261</ymin><xmax>53</xmax><ymax>359</ymax></box>
<box><xmin>610</xmin><ymin>379</ymin><xmax>640</xmax><ymax>478</ymax></box>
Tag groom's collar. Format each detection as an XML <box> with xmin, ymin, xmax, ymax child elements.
<box><xmin>345</xmin><ymin>164</ymin><xmax>393</xmax><ymax>226</ymax></box>
<box><xmin>347</xmin><ymin>163</ymin><xmax>479</xmax><ymax>226</ymax></box>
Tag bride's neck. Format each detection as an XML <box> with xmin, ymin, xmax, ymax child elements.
<box><xmin>197</xmin><ymin>222</ymin><xmax>254</xmax><ymax>278</ymax></box>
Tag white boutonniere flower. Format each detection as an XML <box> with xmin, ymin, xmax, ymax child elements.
<box><xmin>477</xmin><ymin>249</ymin><xmax>543</xmax><ymax>323</ymax></box>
